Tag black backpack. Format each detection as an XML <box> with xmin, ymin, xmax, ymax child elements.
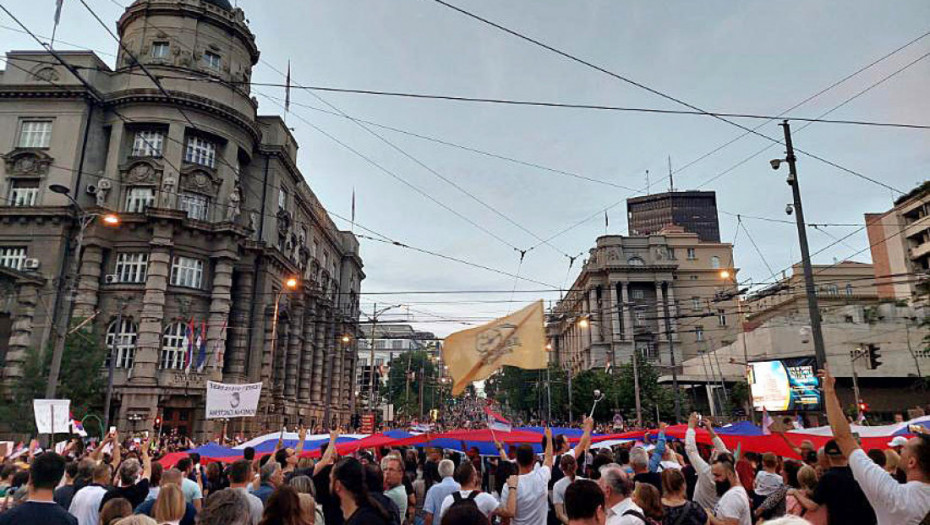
<box><xmin>449</xmin><ymin>491</ymin><xmax>480</xmax><ymax>513</ymax></box>
<box><xmin>623</xmin><ymin>509</ymin><xmax>661</xmax><ymax>525</ymax></box>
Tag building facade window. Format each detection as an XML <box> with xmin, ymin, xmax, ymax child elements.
<box><xmin>391</xmin><ymin>340</ymin><xmax>404</xmax><ymax>350</ymax></box>
<box><xmin>628</xmin><ymin>256</ymin><xmax>644</xmax><ymax>266</ymax></box>
<box><xmin>666</xmin><ymin>247</ymin><xmax>675</xmax><ymax>260</ymax></box>
<box><xmin>170</xmin><ymin>256</ymin><xmax>204</xmax><ymax>288</ymax></box>
<box><xmin>825</xmin><ymin>284</ymin><xmax>839</xmax><ymax>295</ymax></box>
<box><xmin>695</xmin><ymin>326</ymin><xmax>704</xmax><ymax>341</ymax></box>
<box><xmin>184</xmin><ymin>136</ymin><xmax>216</xmax><ymax>168</ymax></box>
<box><xmin>278</xmin><ymin>187</ymin><xmax>288</xmax><ymax>211</ymax></box>
<box><xmin>9</xmin><ymin>180</ymin><xmax>39</xmax><ymax>207</ymax></box>
<box><xmin>125</xmin><ymin>187</ymin><xmax>155</xmax><ymax>213</ymax></box>
<box><xmin>0</xmin><ymin>247</ymin><xmax>27</xmax><ymax>270</ymax></box>
<box><xmin>634</xmin><ymin>309</ymin><xmax>646</xmax><ymax>326</ymax></box>
<box><xmin>106</xmin><ymin>319</ymin><xmax>137</xmax><ymax>369</ymax></box>
<box><xmin>160</xmin><ymin>322</ymin><xmax>189</xmax><ymax>370</ymax></box>
<box><xmin>132</xmin><ymin>130</ymin><xmax>164</xmax><ymax>157</ymax></box>
<box><xmin>203</xmin><ymin>51</ymin><xmax>221</xmax><ymax>70</ymax></box>
<box><xmin>692</xmin><ymin>297</ymin><xmax>701</xmax><ymax>310</ymax></box>
<box><xmin>151</xmin><ymin>42</ymin><xmax>170</xmax><ymax>58</ymax></box>
<box><xmin>717</xmin><ymin>309</ymin><xmax>727</xmax><ymax>326</ymax></box>
<box><xmin>114</xmin><ymin>253</ymin><xmax>148</xmax><ymax>283</ymax></box>
<box><xmin>179</xmin><ymin>193</ymin><xmax>210</xmax><ymax>221</ymax></box>
<box><xmin>631</xmin><ymin>289</ymin><xmax>645</xmax><ymax>300</ymax></box>
<box><xmin>846</xmin><ymin>283</ymin><xmax>854</xmax><ymax>296</ymax></box>
<box><xmin>687</xmin><ymin>248</ymin><xmax>696</xmax><ymax>260</ymax></box>
<box><xmin>18</xmin><ymin>120</ymin><xmax>52</xmax><ymax>148</ymax></box>
<box><xmin>710</xmin><ymin>256</ymin><xmax>721</xmax><ymax>269</ymax></box>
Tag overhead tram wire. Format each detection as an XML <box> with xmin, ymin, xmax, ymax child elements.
<box><xmin>696</xmin><ymin>48</ymin><xmax>930</xmax><ymax>189</ymax></box>
<box><xmin>670</xmin><ymin>27</ymin><xmax>930</xmax><ymax>181</ymax></box>
<box><xmin>257</xmin><ymin>64</ymin><xmax>577</xmax><ymax>261</ymax></box>
<box><xmin>423</xmin><ymin>0</ymin><xmax>908</xmax><ymax>196</ymax></box>
<box><xmin>739</xmin><ymin>219</ymin><xmax>777</xmax><ymax>280</ymax></box>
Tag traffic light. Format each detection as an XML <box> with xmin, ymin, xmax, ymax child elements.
<box><xmin>858</xmin><ymin>401</ymin><xmax>869</xmax><ymax>412</ymax></box>
<box><xmin>154</xmin><ymin>416</ymin><xmax>162</xmax><ymax>427</ymax></box>
<box><xmin>868</xmin><ymin>344</ymin><xmax>883</xmax><ymax>369</ymax></box>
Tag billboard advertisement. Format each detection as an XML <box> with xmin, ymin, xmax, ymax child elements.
<box><xmin>748</xmin><ymin>357</ymin><xmax>821</xmax><ymax>412</ymax></box>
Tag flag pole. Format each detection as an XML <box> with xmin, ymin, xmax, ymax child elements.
<box><xmin>51</xmin><ymin>0</ymin><xmax>63</xmax><ymax>49</ymax></box>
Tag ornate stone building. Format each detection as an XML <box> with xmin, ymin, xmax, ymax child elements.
<box><xmin>0</xmin><ymin>0</ymin><xmax>362</xmax><ymax>439</ymax></box>
<box><xmin>548</xmin><ymin>226</ymin><xmax>738</xmax><ymax>374</ymax></box>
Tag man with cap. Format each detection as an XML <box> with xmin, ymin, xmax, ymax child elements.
<box><xmin>789</xmin><ymin>439</ymin><xmax>877</xmax><ymax>525</ymax></box>
<box><xmin>889</xmin><ymin>436</ymin><xmax>909</xmax><ymax>455</ymax></box>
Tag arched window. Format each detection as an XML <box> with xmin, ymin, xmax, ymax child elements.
<box><xmin>710</xmin><ymin>256</ymin><xmax>721</xmax><ymax>269</ymax></box>
<box><xmin>627</xmin><ymin>257</ymin><xmax>645</xmax><ymax>266</ymax></box>
<box><xmin>161</xmin><ymin>322</ymin><xmax>190</xmax><ymax>370</ymax></box>
<box><xmin>106</xmin><ymin>319</ymin><xmax>138</xmax><ymax>369</ymax></box>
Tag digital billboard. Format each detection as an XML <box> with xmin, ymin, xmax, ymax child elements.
<box><xmin>748</xmin><ymin>357</ymin><xmax>821</xmax><ymax>412</ymax></box>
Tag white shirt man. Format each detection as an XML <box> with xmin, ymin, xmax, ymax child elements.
<box><xmin>68</xmin><ymin>477</ymin><xmax>108</xmax><ymax>525</ymax></box>
<box><xmin>709</xmin><ymin>460</ymin><xmax>751</xmax><ymax>525</ymax></box>
<box><xmin>499</xmin><ymin>430</ymin><xmax>555</xmax><ymax>525</ymax></box>
<box><xmin>438</xmin><ymin>460</ymin><xmax>499</xmax><ymax>520</ymax></box>
<box><xmin>381</xmin><ymin>456</ymin><xmax>408</xmax><ymax>521</ymax></box>
<box><xmin>599</xmin><ymin>464</ymin><xmax>645</xmax><ymax>525</ymax></box>
<box><xmin>684</xmin><ymin>413</ymin><xmax>730</xmax><ymax>510</ymax></box>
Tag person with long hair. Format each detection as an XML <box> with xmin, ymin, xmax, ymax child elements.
<box><xmin>330</xmin><ymin>457</ymin><xmax>390</xmax><ymax>525</ymax></box>
<box><xmin>258</xmin><ymin>485</ymin><xmax>308</xmax><ymax>525</ymax></box>
<box><xmin>152</xmin><ymin>484</ymin><xmax>185</xmax><ymax>525</ymax></box>
<box><xmin>660</xmin><ymin>468</ymin><xmax>707</xmax><ymax>525</ymax></box>
<box><xmin>785</xmin><ymin>465</ymin><xmax>827</xmax><ymax>525</ymax></box>
<box><xmin>632</xmin><ymin>482</ymin><xmax>664</xmax><ymax>523</ymax></box>
<box><xmin>99</xmin><ymin>497</ymin><xmax>132</xmax><ymax>525</ymax></box>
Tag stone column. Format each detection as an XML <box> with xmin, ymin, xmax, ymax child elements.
<box><xmin>3</xmin><ymin>281</ymin><xmax>41</xmax><ymax>381</ymax></box>
<box><xmin>135</xmin><ymin>224</ymin><xmax>174</xmax><ymax>385</ymax></box>
<box><xmin>226</xmin><ymin>267</ymin><xmax>252</xmax><ymax>379</ymax></box>
<box><xmin>311</xmin><ymin>306</ymin><xmax>326</xmax><ymax>404</ymax></box>
<box><xmin>609</xmin><ymin>282</ymin><xmax>621</xmax><ymax>341</ymax></box>
<box><xmin>284</xmin><ymin>301</ymin><xmax>305</xmax><ymax>400</ymax></box>
<box><xmin>326</xmin><ymin>309</ymin><xmax>339</xmax><ymax>407</ymax></box>
<box><xmin>206</xmin><ymin>255</ymin><xmax>235</xmax><ymax>380</ymax></box>
<box><xmin>664</xmin><ymin>282</ymin><xmax>678</xmax><ymax>342</ymax></box>
<box><xmin>298</xmin><ymin>299</ymin><xmax>316</xmax><ymax>402</ymax></box>
<box><xmin>588</xmin><ymin>289</ymin><xmax>601</xmax><ymax>343</ymax></box>
<box><xmin>73</xmin><ymin>245</ymin><xmax>103</xmax><ymax>320</ymax></box>
<box><xmin>655</xmin><ymin>282</ymin><xmax>665</xmax><ymax>342</ymax></box>
<box><xmin>273</xmin><ymin>317</ymin><xmax>289</xmax><ymax>399</ymax></box>
<box><xmin>621</xmin><ymin>282</ymin><xmax>633</xmax><ymax>342</ymax></box>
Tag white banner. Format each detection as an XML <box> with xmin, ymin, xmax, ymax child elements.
<box><xmin>33</xmin><ymin>399</ymin><xmax>71</xmax><ymax>434</ymax></box>
<box><xmin>205</xmin><ymin>381</ymin><xmax>262</xmax><ymax>419</ymax></box>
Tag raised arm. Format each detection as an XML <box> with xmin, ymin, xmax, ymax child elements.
<box><xmin>313</xmin><ymin>428</ymin><xmax>340</xmax><ymax>476</ymax></box>
<box><xmin>497</xmin><ymin>475</ymin><xmax>518</xmax><ymax>519</ymax></box>
<box><xmin>820</xmin><ymin>366</ymin><xmax>858</xmax><ymax>457</ymax></box>
<box><xmin>572</xmin><ymin>417</ymin><xmax>594</xmax><ymax>459</ymax></box>
<box><xmin>544</xmin><ymin>427</ymin><xmax>554</xmax><ymax>469</ymax></box>
<box><xmin>774</xmin><ymin>430</ymin><xmax>803</xmax><ymax>457</ymax></box>
<box><xmin>685</xmin><ymin>413</ymin><xmax>711</xmax><ymax>476</ymax></box>
<box><xmin>90</xmin><ymin>435</ymin><xmax>110</xmax><ymax>463</ymax></box>
<box><xmin>648</xmin><ymin>423</ymin><xmax>666</xmax><ymax>473</ymax></box>
<box><xmin>111</xmin><ymin>432</ymin><xmax>121</xmax><ymax>469</ymax></box>
<box><xmin>702</xmin><ymin>417</ymin><xmax>729</xmax><ymax>453</ymax></box>
<box><xmin>295</xmin><ymin>425</ymin><xmax>307</xmax><ymax>457</ymax></box>
<box><xmin>141</xmin><ymin>439</ymin><xmax>152</xmax><ymax>480</ymax></box>
<box><xmin>493</xmin><ymin>437</ymin><xmax>509</xmax><ymax>462</ymax></box>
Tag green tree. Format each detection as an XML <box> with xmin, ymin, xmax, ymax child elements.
<box><xmin>614</xmin><ymin>360</ymin><xmax>690</xmax><ymax>424</ymax></box>
<box><xmin>385</xmin><ymin>350</ymin><xmax>437</xmax><ymax>418</ymax></box>
<box><xmin>0</xmin><ymin>326</ymin><xmax>108</xmax><ymax>437</ymax></box>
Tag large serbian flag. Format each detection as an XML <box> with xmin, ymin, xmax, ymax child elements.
<box><xmin>443</xmin><ymin>301</ymin><xmax>547</xmax><ymax>396</ymax></box>
<box><xmin>484</xmin><ymin>406</ymin><xmax>512</xmax><ymax>433</ymax></box>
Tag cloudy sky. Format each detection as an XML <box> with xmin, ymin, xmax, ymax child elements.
<box><xmin>4</xmin><ymin>0</ymin><xmax>929</xmax><ymax>336</ymax></box>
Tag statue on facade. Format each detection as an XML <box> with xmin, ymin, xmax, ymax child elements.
<box><xmin>249</xmin><ymin>211</ymin><xmax>259</xmax><ymax>233</ymax></box>
<box><xmin>96</xmin><ymin>179</ymin><xmax>111</xmax><ymax>207</ymax></box>
<box><xmin>226</xmin><ymin>183</ymin><xmax>241</xmax><ymax>222</ymax></box>
<box><xmin>161</xmin><ymin>173</ymin><xmax>177</xmax><ymax>208</ymax></box>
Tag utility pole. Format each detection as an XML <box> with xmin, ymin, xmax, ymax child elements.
<box><xmin>780</xmin><ymin>121</ymin><xmax>828</xmax><ymax>370</ymax></box>
<box><xmin>661</xmin><ymin>282</ymin><xmax>681</xmax><ymax>423</ymax></box>
<box><xmin>368</xmin><ymin>303</ymin><xmax>377</xmax><ymax>413</ymax></box>
<box><xmin>850</xmin><ymin>347</ymin><xmax>866</xmax><ymax>421</ymax></box>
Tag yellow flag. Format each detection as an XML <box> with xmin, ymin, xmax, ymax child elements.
<box><xmin>443</xmin><ymin>301</ymin><xmax>547</xmax><ymax>396</ymax></box>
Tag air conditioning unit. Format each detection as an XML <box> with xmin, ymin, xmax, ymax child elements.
<box><xmin>104</xmin><ymin>274</ymin><xmax>119</xmax><ymax>284</ymax></box>
<box><xmin>23</xmin><ymin>258</ymin><xmax>40</xmax><ymax>270</ymax></box>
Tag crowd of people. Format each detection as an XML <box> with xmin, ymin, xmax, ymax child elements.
<box><xmin>2</xmin><ymin>366</ymin><xmax>930</xmax><ymax>525</ymax></box>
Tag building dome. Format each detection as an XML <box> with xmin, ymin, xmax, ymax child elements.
<box><xmin>202</xmin><ymin>0</ymin><xmax>233</xmax><ymax>10</ymax></box>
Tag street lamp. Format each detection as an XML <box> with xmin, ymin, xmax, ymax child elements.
<box><xmin>366</xmin><ymin>303</ymin><xmax>404</xmax><ymax>414</ymax></box>
<box><xmin>719</xmin><ymin>269</ymin><xmax>755</xmax><ymax>423</ymax></box>
<box><xmin>270</xmin><ymin>276</ymin><xmax>299</xmax><ymax>391</ymax></box>
<box><xmin>45</xmin><ymin>184</ymin><xmax>119</xmax><ymax>399</ymax></box>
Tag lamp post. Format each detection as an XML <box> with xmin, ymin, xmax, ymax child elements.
<box><xmin>270</xmin><ymin>277</ymin><xmax>298</xmax><ymax>396</ymax></box>
<box><xmin>365</xmin><ymin>304</ymin><xmax>403</xmax><ymax>414</ymax></box>
<box><xmin>45</xmin><ymin>184</ymin><xmax>119</xmax><ymax>399</ymax></box>
<box><xmin>770</xmin><ymin>122</ymin><xmax>827</xmax><ymax>370</ymax></box>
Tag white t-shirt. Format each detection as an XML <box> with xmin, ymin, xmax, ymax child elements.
<box><xmin>438</xmin><ymin>490</ymin><xmax>499</xmax><ymax>519</ymax></box>
<box><xmin>551</xmin><ymin>475</ymin><xmax>585</xmax><ymax>506</ymax></box>
<box><xmin>753</xmin><ymin>470</ymin><xmax>783</xmax><ymax>497</ymax></box>
<box><xmin>713</xmin><ymin>485</ymin><xmax>751</xmax><ymax>525</ymax></box>
<box><xmin>500</xmin><ymin>465</ymin><xmax>551</xmax><ymax>525</ymax></box>
<box><xmin>849</xmin><ymin>448</ymin><xmax>930</xmax><ymax>525</ymax></box>
<box><xmin>68</xmin><ymin>484</ymin><xmax>108</xmax><ymax>525</ymax></box>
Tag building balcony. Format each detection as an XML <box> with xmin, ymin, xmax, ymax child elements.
<box><xmin>910</xmin><ymin>242</ymin><xmax>930</xmax><ymax>263</ymax></box>
<box><xmin>904</xmin><ymin>214</ymin><xmax>930</xmax><ymax>241</ymax></box>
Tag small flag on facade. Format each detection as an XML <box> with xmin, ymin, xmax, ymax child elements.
<box><xmin>196</xmin><ymin>320</ymin><xmax>208</xmax><ymax>372</ymax></box>
<box><xmin>184</xmin><ymin>319</ymin><xmax>195</xmax><ymax>373</ymax></box>
<box><xmin>213</xmin><ymin>319</ymin><xmax>228</xmax><ymax>369</ymax></box>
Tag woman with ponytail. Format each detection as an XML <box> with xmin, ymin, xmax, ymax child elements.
<box><xmin>330</xmin><ymin>457</ymin><xmax>390</xmax><ymax>525</ymax></box>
